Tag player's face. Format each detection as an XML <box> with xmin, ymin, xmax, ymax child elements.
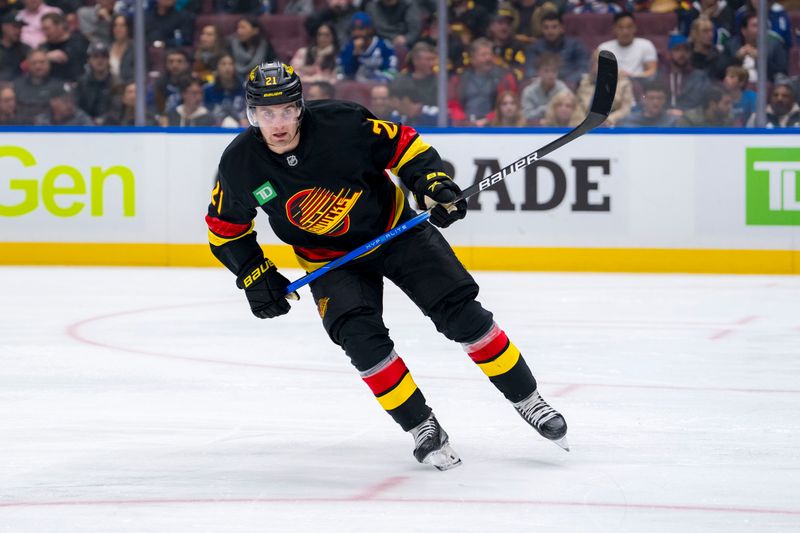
<box><xmin>256</xmin><ymin>103</ymin><xmax>302</xmax><ymax>151</ymax></box>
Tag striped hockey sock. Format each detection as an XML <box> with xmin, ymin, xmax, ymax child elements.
<box><xmin>462</xmin><ymin>323</ymin><xmax>538</xmax><ymax>403</ymax></box>
<box><xmin>360</xmin><ymin>350</ymin><xmax>431</xmax><ymax>431</ymax></box>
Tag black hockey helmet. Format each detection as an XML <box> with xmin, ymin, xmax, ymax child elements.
<box><xmin>245</xmin><ymin>61</ymin><xmax>304</xmax><ymax>126</ymax></box>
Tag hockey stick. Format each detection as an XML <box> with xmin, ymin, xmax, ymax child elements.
<box><xmin>285</xmin><ymin>51</ymin><xmax>618</xmax><ymax>295</ymax></box>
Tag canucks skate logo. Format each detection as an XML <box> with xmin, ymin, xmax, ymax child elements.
<box><xmin>746</xmin><ymin>148</ymin><xmax>800</xmax><ymax>226</ymax></box>
<box><xmin>286</xmin><ymin>187</ymin><xmax>362</xmax><ymax>236</ymax></box>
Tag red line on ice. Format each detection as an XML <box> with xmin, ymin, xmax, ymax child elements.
<box><xmin>1</xmin><ymin>496</ymin><xmax>798</xmax><ymax>517</ymax></box>
<box><xmin>65</xmin><ymin>307</ymin><xmax>800</xmax><ymax>395</ymax></box>
<box><xmin>349</xmin><ymin>476</ymin><xmax>408</xmax><ymax>500</ymax></box>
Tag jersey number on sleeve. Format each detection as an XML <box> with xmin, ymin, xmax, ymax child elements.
<box><xmin>211</xmin><ymin>181</ymin><xmax>223</xmax><ymax>211</ymax></box>
<box><xmin>368</xmin><ymin>119</ymin><xmax>398</xmax><ymax>139</ymax></box>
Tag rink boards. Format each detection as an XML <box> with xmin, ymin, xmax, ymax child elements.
<box><xmin>0</xmin><ymin>127</ymin><xmax>798</xmax><ymax>273</ymax></box>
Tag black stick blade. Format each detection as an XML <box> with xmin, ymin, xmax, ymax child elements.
<box><xmin>590</xmin><ymin>50</ymin><xmax>618</xmax><ymax>118</ymax></box>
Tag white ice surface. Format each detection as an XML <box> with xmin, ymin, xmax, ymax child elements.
<box><xmin>1</xmin><ymin>267</ymin><xmax>799</xmax><ymax>532</ymax></box>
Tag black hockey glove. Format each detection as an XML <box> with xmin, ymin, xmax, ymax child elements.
<box><xmin>236</xmin><ymin>257</ymin><xmax>298</xmax><ymax>319</ymax></box>
<box><xmin>413</xmin><ymin>172</ymin><xmax>467</xmax><ymax>228</ymax></box>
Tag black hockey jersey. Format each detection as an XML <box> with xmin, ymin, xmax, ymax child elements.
<box><xmin>206</xmin><ymin>99</ymin><xmax>448</xmax><ymax>275</ymax></box>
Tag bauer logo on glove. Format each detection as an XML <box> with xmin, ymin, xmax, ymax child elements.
<box><xmin>412</xmin><ymin>172</ymin><xmax>468</xmax><ymax>229</ymax></box>
<box><xmin>241</xmin><ymin>258</ymin><xmax>276</xmax><ymax>288</ymax></box>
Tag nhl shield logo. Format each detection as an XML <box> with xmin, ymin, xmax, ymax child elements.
<box><xmin>286</xmin><ymin>155</ymin><xmax>298</xmax><ymax>167</ymax></box>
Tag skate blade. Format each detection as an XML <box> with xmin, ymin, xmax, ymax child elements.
<box><xmin>551</xmin><ymin>436</ymin><xmax>570</xmax><ymax>452</ymax></box>
<box><xmin>422</xmin><ymin>443</ymin><xmax>463</xmax><ymax>471</ymax></box>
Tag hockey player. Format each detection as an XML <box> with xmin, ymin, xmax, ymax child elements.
<box><xmin>205</xmin><ymin>61</ymin><xmax>568</xmax><ymax>470</ymax></box>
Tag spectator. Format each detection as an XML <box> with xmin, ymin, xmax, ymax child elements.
<box><xmin>152</xmin><ymin>48</ymin><xmax>191</xmax><ymax>114</ymax></box>
<box><xmin>161</xmin><ymin>77</ymin><xmax>216</xmax><ymax>126</ymax></box>
<box><xmin>598</xmin><ymin>12</ymin><xmax>658</xmax><ymax>80</ymax></box>
<box><xmin>489</xmin><ymin>90</ymin><xmax>527</xmax><ymax>126</ymax></box>
<box><xmin>747</xmin><ymin>77</ymin><xmax>800</xmax><ymax>128</ymax></box>
<box><xmin>689</xmin><ymin>15</ymin><xmax>730</xmax><ymax>80</ymax></box>
<box><xmin>0</xmin><ymin>84</ymin><xmax>21</xmax><ymax>124</ymax></box>
<box><xmin>16</xmin><ymin>0</ymin><xmax>61</xmax><ymax>49</ymax></box>
<box><xmin>76</xmin><ymin>41</ymin><xmax>116</xmax><ymax>124</ymax></box>
<box><xmin>726</xmin><ymin>13</ymin><xmax>787</xmax><ymax>83</ymax></box>
<box><xmin>722</xmin><ymin>65</ymin><xmax>755</xmax><ymax>125</ymax></box>
<box><xmin>368</xmin><ymin>83</ymin><xmax>394</xmax><ymax>120</ymax></box>
<box><xmin>678</xmin><ymin>0</ymin><xmax>735</xmax><ymax>46</ymax></box>
<box><xmin>521</xmin><ymin>53</ymin><xmax>569</xmax><ymax>122</ymax></box>
<box><xmin>448</xmin><ymin>37</ymin><xmax>518</xmax><ymax>125</ymax></box>
<box><xmin>570</xmin><ymin>0</ymin><xmax>624</xmax><ymax>14</ymax></box>
<box><xmin>41</xmin><ymin>12</ymin><xmax>88</xmax><ymax>81</ymax></box>
<box><xmin>145</xmin><ymin>0</ymin><xmax>194</xmax><ymax>48</ymax></box>
<box><xmin>305</xmin><ymin>80</ymin><xmax>336</xmax><ymax>100</ymax></box>
<box><xmin>203</xmin><ymin>53</ymin><xmax>246</xmax><ymax>127</ymax></box>
<box><xmin>394</xmin><ymin>83</ymin><xmax>439</xmax><ymax>127</ymax></box>
<box><xmin>619</xmin><ymin>80</ymin><xmax>679</xmax><ymax>126</ymax></box>
<box><xmin>525</xmin><ymin>11</ymin><xmax>589</xmax><ymax>86</ymax></box>
<box><xmin>391</xmin><ymin>41</ymin><xmax>438</xmax><ymax>106</ymax></box>
<box><xmin>512</xmin><ymin>0</ymin><xmax>540</xmax><ymax>40</ymax></box>
<box><xmin>76</xmin><ymin>0</ymin><xmax>114</xmax><ymax>45</ymax></box>
<box><xmin>229</xmin><ymin>15</ymin><xmax>276</xmax><ymax>78</ymax></box>
<box><xmin>305</xmin><ymin>0</ymin><xmax>357</xmax><ymax>46</ymax></box>
<box><xmin>339</xmin><ymin>11</ymin><xmax>397</xmax><ymax>82</ymax></box>
<box><xmin>522</xmin><ymin>1</ymin><xmax>563</xmax><ymax>41</ymax></box>
<box><xmin>34</xmin><ymin>84</ymin><xmax>93</xmax><ymax>125</ymax></box>
<box><xmin>678</xmin><ymin>85</ymin><xmax>734</xmax><ymax>126</ymax></box>
<box><xmin>13</xmin><ymin>48</ymin><xmax>62</xmax><ymax>122</ymax></box>
<box><xmin>734</xmin><ymin>0</ymin><xmax>792</xmax><ymax>49</ymax></box>
<box><xmin>218</xmin><ymin>0</ymin><xmax>262</xmax><ymax>14</ymax></box>
<box><xmin>540</xmin><ymin>90</ymin><xmax>579</xmax><ymax>127</ymax></box>
<box><xmin>489</xmin><ymin>4</ymin><xmax>527</xmax><ymax>80</ymax></box>
<box><xmin>658</xmin><ymin>33</ymin><xmax>712</xmax><ymax>112</ymax></box>
<box><xmin>290</xmin><ymin>21</ymin><xmax>339</xmax><ymax>84</ymax></box>
<box><xmin>104</xmin><ymin>82</ymin><xmax>157</xmax><ymax>125</ymax></box>
<box><xmin>193</xmin><ymin>25</ymin><xmax>227</xmax><ymax>83</ymax></box>
<box><xmin>109</xmin><ymin>15</ymin><xmax>134</xmax><ymax>82</ymax></box>
<box><xmin>0</xmin><ymin>12</ymin><xmax>31</xmax><ymax>81</ymax></box>
<box><xmin>574</xmin><ymin>49</ymin><xmax>633</xmax><ymax>125</ymax></box>
<box><xmin>449</xmin><ymin>0</ymin><xmax>491</xmax><ymax>41</ymax></box>
<box><xmin>365</xmin><ymin>0</ymin><xmax>422</xmax><ymax>50</ymax></box>
<box><xmin>282</xmin><ymin>0</ymin><xmax>314</xmax><ymax>15</ymax></box>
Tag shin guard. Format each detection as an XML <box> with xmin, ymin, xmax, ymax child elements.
<box><xmin>360</xmin><ymin>350</ymin><xmax>431</xmax><ymax>431</ymax></box>
<box><xmin>463</xmin><ymin>323</ymin><xmax>537</xmax><ymax>403</ymax></box>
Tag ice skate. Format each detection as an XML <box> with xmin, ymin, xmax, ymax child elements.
<box><xmin>513</xmin><ymin>390</ymin><xmax>570</xmax><ymax>451</ymax></box>
<box><xmin>409</xmin><ymin>414</ymin><xmax>462</xmax><ymax>471</ymax></box>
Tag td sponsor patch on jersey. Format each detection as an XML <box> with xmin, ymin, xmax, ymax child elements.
<box><xmin>253</xmin><ymin>181</ymin><xmax>277</xmax><ymax>205</ymax></box>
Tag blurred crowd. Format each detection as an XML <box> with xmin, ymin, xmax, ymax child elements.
<box><xmin>1</xmin><ymin>0</ymin><xmax>800</xmax><ymax>128</ymax></box>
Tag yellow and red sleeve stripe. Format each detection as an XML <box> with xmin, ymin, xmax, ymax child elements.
<box><xmin>361</xmin><ymin>353</ymin><xmax>418</xmax><ymax>411</ymax></box>
<box><xmin>466</xmin><ymin>328</ymin><xmax>521</xmax><ymax>378</ymax></box>
<box><xmin>387</xmin><ymin>125</ymin><xmax>431</xmax><ymax>175</ymax></box>
<box><xmin>205</xmin><ymin>215</ymin><xmax>255</xmax><ymax>247</ymax></box>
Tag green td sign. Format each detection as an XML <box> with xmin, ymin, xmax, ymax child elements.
<box><xmin>746</xmin><ymin>148</ymin><xmax>800</xmax><ymax>226</ymax></box>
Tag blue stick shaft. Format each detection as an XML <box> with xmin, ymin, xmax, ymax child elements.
<box><xmin>285</xmin><ymin>210</ymin><xmax>431</xmax><ymax>294</ymax></box>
